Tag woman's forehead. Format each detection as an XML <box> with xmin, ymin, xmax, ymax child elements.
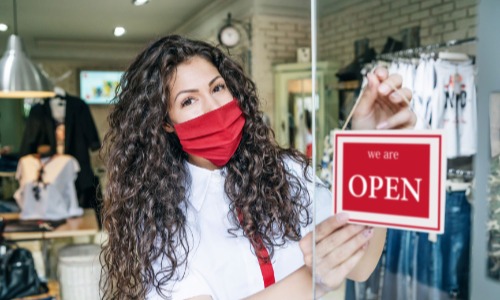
<box><xmin>169</xmin><ymin>57</ymin><xmax>220</xmax><ymax>89</ymax></box>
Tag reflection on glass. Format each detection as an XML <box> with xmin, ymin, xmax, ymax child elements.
<box><xmin>315</xmin><ymin>0</ymin><xmax>478</xmax><ymax>298</ymax></box>
<box><xmin>488</xmin><ymin>93</ymin><xmax>500</xmax><ymax>281</ymax></box>
<box><xmin>287</xmin><ymin>78</ymin><xmax>315</xmax><ymax>157</ymax></box>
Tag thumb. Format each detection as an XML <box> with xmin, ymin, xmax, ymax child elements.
<box><xmin>355</xmin><ymin>72</ymin><xmax>381</xmax><ymax>117</ymax></box>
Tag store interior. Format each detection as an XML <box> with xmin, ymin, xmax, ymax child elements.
<box><xmin>0</xmin><ymin>0</ymin><xmax>499</xmax><ymax>299</ymax></box>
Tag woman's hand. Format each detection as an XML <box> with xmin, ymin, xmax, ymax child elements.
<box><xmin>352</xmin><ymin>67</ymin><xmax>416</xmax><ymax>130</ymax></box>
<box><xmin>299</xmin><ymin>213</ymin><xmax>374</xmax><ymax>294</ymax></box>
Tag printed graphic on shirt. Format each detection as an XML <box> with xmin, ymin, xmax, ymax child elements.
<box><xmin>431</xmin><ymin>60</ymin><xmax>476</xmax><ymax>158</ymax></box>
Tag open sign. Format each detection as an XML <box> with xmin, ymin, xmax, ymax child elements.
<box><xmin>333</xmin><ymin>130</ymin><xmax>446</xmax><ymax>233</ymax></box>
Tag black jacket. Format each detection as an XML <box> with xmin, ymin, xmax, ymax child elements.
<box><xmin>20</xmin><ymin>94</ymin><xmax>101</xmax><ymax>192</ymax></box>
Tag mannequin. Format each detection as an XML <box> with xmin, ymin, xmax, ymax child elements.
<box><xmin>20</xmin><ymin>87</ymin><xmax>101</xmax><ymax>225</ymax></box>
<box><xmin>36</xmin><ymin>144</ymin><xmax>53</xmax><ymax>158</ymax></box>
<box><xmin>14</xmin><ymin>143</ymin><xmax>83</xmax><ymax>220</ymax></box>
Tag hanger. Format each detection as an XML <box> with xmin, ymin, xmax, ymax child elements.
<box><xmin>54</xmin><ymin>86</ymin><xmax>66</xmax><ymax>97</ymax></box>
<box><xmin>50</xmin><ymin>86</ymin><xmax>67</xmax><ymax>108</ymax></box>
<box><xmin>53</xmin><ymin>86</ymin><xmax>68</xmax><ymax>102</ymax></box>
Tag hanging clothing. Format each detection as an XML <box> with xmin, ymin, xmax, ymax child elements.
<box><xmin>413</xmin><ymin>58</ymin><xmax>436</xmax><ymax>125</ymax></box>
<box><xmin>488</xmin><ymin>154</ymin><xmax>500</xmax><ymax>280</ymax></box>
<box><xmin>346</xmin><ymin>53</ymin><xmax>476</xmax><ymax>300</ymax></box>
<box><xmin>14</xmin><ymin>154</ymin><xmax>83</xmax><ymax>220</ymax></box>
<box><xmin>431</xmin><ymin>59</ymin><xmax>477</xmax><ymax>158</ymax></box>
<box><xmin>20</xmin><ymin>94</ymin><xmax>101</xmax><ymax>208</ymax></box>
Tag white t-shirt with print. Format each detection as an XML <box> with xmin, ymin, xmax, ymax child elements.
<box><xmin>14</xmin><ymin>154</ymin><xmax>83</xmax><ymax>220</ymax></box>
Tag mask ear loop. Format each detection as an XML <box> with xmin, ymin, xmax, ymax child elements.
<box><xmin>341</xmin><ymin>69</ymin><xmax>431</xmax><ymax>130</ymax></box>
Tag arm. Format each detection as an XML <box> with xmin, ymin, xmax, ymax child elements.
<box><xmin>246</xmin><ymin>214</ymin><xmax>376</xmax><ymax>300</ymax></box>
<box><xmin>188</xmin><ymin>216</ymin><xmax>380</xmax><ymax>300</ymax></box>
<box><xmin>347</xmin><ymin>227</ymin><xmax>386</xmax><ymax>281</ymax></box>
<box><xmin>187</xmin><ymin>267</ymin><xmax>318</xmax><ymax>300</ymax></box>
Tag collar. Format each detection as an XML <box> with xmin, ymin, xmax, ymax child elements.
<box><xmin>186</xmin><ymin>161</ymin><xmax>225</xmax><ymax>212</ymax></box>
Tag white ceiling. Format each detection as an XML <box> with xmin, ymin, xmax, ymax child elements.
<box><xmin>0</xmin><ymin>0</ymin><xmax>225</xmax><ymax>60</ymax></box>
<box><xmin>0</xmin><ymin>0</ymin><xmax>314</xmax><ymax>62</ymax></box>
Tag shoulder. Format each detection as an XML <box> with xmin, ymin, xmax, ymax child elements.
<box><xmin>282</xmin><ymin>155</ymin><xmax>311</xmax><ymax>182</ymax></box>
<box><xmin>282</xmin><ymin>155</ymin><xmax>333</xmax><ymax>227</ymax></box>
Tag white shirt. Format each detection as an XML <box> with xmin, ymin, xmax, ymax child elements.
<box><xmin>14</xmin><ymin>154</ymin><xmax>83</xmax><ymax>220</ymax></box>
<box><xmin>431</xmin><ymin>59</ymin><xmax>477</xmax><ymax>158</ymax></box>
<box><xmin>148</xmin><ymin>158</ymin><xmax>332</xmax><ymax>300</ymax></box>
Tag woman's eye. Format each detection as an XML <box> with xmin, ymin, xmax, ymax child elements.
<box><xmin>181</xmin><ymin>97</ymin><xmax>195</xmax><ymax>108</ymax></box>
<box><xmin>212</xmin><ymin>83</ymin><xmax>226</xmax><ymax>93</ymax></box>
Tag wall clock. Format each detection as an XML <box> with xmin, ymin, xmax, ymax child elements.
<box><xmin>218</xmin><ymin>24</ymin><xmax>241</xmax><ymax>48</ymax></box>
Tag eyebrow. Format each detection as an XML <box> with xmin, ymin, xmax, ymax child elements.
<box><xmin>173</xmin><ymin>75</ymin><xmax>222</xmax><ymax>103</ymax></box>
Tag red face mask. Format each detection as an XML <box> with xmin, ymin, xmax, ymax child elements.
<box><xmin>173</xmin><ymin>99</ymin><xmax>245</xmax><ymax>167</ymax></box>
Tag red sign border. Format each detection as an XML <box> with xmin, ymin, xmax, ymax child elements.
<box><xmin>333</xmin><ymin>132</ymin><xmax>444</xmax><ymax>232</ymax></box>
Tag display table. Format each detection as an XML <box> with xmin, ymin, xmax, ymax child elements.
<box><xmin>0</xmin><ymin>209</ymin><xmax>99</xmax><ymax>278</ymax></box>
<box><xmin>0</xmin><ymin>209</ymin><xmax>98</xmax><ymax>240</ymax></box>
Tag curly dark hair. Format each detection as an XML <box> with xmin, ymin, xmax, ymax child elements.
<box><xmin>100</xmin><ymin>35</ymin><xmax>312</xmax><ymax>299</ymax></box>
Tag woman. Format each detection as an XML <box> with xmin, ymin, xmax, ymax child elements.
<box><xmin>101</xmin><ymin>35</ymin><xmax>415</xmax><ymax>299</ymax></box>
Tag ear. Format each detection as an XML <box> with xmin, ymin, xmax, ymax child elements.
<box><xmin>163</xmin><ymin>123</ymin><xmax>175</xmax><ymax>133</ymax></box>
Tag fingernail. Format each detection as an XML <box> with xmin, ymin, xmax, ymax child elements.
<box><xmin>363</xmin><ymin>228</ymin><xmax>373</xmax><ymax>237</ymax></box>
<box><xmin>336</xmin><ymin>212</ymin><xmax>349</xmax><ymax>223</ymax></box>
<box><xmin>378</xmin><ymin>83</ymin><xmax>390</xmax><ymax>95</ymax></box>
<box><xmin>376</xmin><ymin>122</ymin><xmax>388</xmax><ymax>129</ymax></box>
<box><xmin>375</xmin><ymin>67</ymin><xmax>385</xmax><ymax>77</ymax></box>
<box><xmin>389</xmin><ymin>93</ymin><xmax>400</xmax><ymax>102</ymax></box>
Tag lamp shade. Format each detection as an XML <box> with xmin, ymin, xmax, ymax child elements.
<box><xmin>0</xmin><ymin>34</ymin><xmax>55</xmax><ymax>98</ymax></box>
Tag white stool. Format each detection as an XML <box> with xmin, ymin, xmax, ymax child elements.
<box><xmin>57</xmin><ymin>243</ymin><xmax>102</xmax><ymax>300</ymax></box>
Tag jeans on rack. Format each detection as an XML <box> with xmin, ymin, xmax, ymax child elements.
<box><xmin>347</xmin><ymin>191</ymin><xmax>471</xmax><ymax>300</ymax></box>
<box><xmin>416</xmin><ymin>232</ymin><xmax>445</xmax><ymax>300</ymax></box>
<box><xmin>441</xmin><ymin>191</ymin><xmax>471</xmax><ymax>299</ymax></box>
<box><xmin>380</xmin><ymin>191</ymin><xmax>471</xmax><ymax>300</ymax></box>
<box><xmin>345</xmin><ymin>254</ymin><xmax>384</xmax><ymax>300</ymax></box>
<box><xmin>381</xmin><ymin>229</ymin><xmax>420</xmax><ymax>300</ymax></box>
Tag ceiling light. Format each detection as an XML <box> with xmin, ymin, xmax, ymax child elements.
<box><xmin>0</xmin><ymin>0</ymin><xmax>54</xmax><ymax>99</ymax></box>
<box><xmin>132</xmin><ymin>0</ymin><xmax>149</xmax><ymax>6</ymax></box>
<box><xmin>114</xmin><ymin>26</ymin><xmax>126</xmax><ymax>37</ymax></box>
<box><xmin>0</xmin><ymin>24</ymin><xmax>8</xmax><ymax>32</ymax></box>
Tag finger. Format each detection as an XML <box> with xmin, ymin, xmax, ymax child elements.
<box><xmin>299</xmin><ymin>212</ymin><xmax>349</xmax><ymax>256</ymax></box>
<box><xmin>373</xmin><ymin>67</ymin><xmax>389</xmax><ymax>82</ymax></box>
<box><xmin>318</xmin><ymin>246</ymin><xmax>368</xmax><ymax>291</ymax></box>
<box><xmin>315</xmin><ymin>224</ymin><xmax>365</xmax><ymax>259</ymax></box>
<box><xmin>376</xmin><ymin>108</ymin><xmax>416</xmax><ymax>129</ymax></box>
<box><xmin>387</xmin><ymin>87</ymin><xmax>412</xmax><ymax>106</ymax></box>
<box><xmin>316</xmin><ymin>227</ymin><xmax>373</xmax><ymax>275</ymax></box>
<box><xmin>378</xmin><ymin>74</ymin><xmax>403</xmax><ymax>97</ymax></box>
<box><xmin>354</xmin><ymin>72</ymin><xmax>381</xmax><ymax>116</ymax></box>
<box><xmin>376</xmin><ymin>95</ymin><xmax>399</xmax><ymax>115</ymax></box>
<box><xmin>314</xmin><ymin>213</ymin><xmax>350</xmax><ymax>242</ymax></box>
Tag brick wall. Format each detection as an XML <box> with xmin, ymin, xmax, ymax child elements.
<box><xmin>251</xmin><ymin>14</ymin><xmax>311</xmax><ymax>126</ymax></box>
<box><xmin>318</xmin><ymin>0</ymin><xmax>478</xmax><ymax>67</ymax></box>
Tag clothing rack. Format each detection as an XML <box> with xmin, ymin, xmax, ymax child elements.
<box><xmin>377</xmin><ymin>37</ymin><xmax>477</xmax><ymax>61</ymax></box>
<box><xmin>447</xmin><ymin>168</ymin><xmax>474</xmax><ymax>182</ymax></box>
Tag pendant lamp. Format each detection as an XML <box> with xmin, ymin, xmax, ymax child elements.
<box><xmin>0</xmin><ymin>0</ymin><xmax>55</xmax><ymax>98</ymax></box>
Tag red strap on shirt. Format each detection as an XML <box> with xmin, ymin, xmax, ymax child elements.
<box><xmin>237</xmin><ymin>210</ymin><xmax>275</xmax><ymax>288</ymax></box>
